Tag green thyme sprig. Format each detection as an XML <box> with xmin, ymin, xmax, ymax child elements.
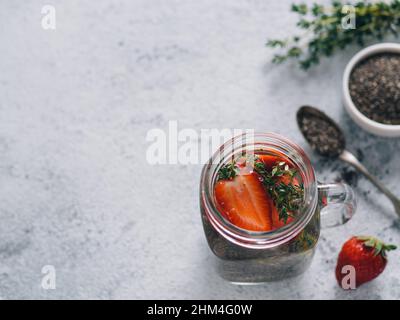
<box><xmin>255</xmin><ymin>160</ymin><xmax>304</xmax><ymax>223</ymax></box>
<box><xmin>267</xmin><ymin>0</ymin><xmax>400</xmax><ymax>70</ymax></box>
<box><xmin>217</xmin><ymin>162</ymin><xmax>239</xmax><ymax>181</ymax></box>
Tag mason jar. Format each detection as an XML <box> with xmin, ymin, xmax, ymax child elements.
<box><xmin>200</xmin><ymin>132</ymin><xmax>357</xmax><ymax>284</ymax></box>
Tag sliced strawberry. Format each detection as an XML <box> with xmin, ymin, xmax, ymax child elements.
<box><xmin>279</xmin><ymin>175</ymin><xmax>300</xmax><ymax>187</ymax></box>
<box><xmin>270</xmin><ymin>203</ymin><xmax>288</xmax><ymax>230</ymax></box>
<box><xmin>257</xmin><ymin>154</ymin><xmax>296</xmax><ymax>172</ymax></box>
<box><xmin>215</xmin><ymin>171</ymin><xmax>273</xmax><ymax>232</ymax></box>
<box><xmin>257</xmin><ymin>154</ymin><xmax>281</xmax><ymax>169</ymax></box>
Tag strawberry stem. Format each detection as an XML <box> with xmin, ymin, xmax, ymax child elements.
<box><xmin>357</xmin><ymin>236</ymin><xmax>397</xmax><ymax>258</ymax></box>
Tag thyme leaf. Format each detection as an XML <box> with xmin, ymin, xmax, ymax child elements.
<box><xmin>217</xmin><ymin>162</ymin><xmax>239</xmax><ymax>181</ymax></box>
<box><xmin>255</xmin><ymin>160</ymin><xmax>304</xmax><ymax>223</ymax></box>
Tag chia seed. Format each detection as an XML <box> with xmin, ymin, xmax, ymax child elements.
<box><xmin>349</xmin><ymin>53</ymin><xmax>400</xmax><ymax>125</ymax></box>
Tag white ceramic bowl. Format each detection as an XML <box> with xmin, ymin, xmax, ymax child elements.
<box><xmin>342</xmin><ymin>43</ymin><xmax>400</xmax><ymax>137</ymax></box>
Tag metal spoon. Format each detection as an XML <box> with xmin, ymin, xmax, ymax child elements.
<box><xmin>297</xmin><ymin>105</ymin><xmax>400</xmax><ymax>217</ymax></box>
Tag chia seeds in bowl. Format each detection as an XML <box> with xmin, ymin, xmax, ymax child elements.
<box><xmin>349</xmin><ymin>53</ymin><xmax>400</xmax><ymax>125</ymax></box>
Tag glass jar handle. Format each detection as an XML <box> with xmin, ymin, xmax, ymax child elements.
<box><xmin>317</xmin><ymin>182</ymin><xmax>357</xmax><ymax>228</ymax></box>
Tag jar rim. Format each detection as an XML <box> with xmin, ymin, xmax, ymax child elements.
<box><xmin>200</xmin><ymin>132</ymin><xmax>318</xmax><ymax>249</ymax></box>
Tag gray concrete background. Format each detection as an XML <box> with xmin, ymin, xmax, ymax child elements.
<box><xmin>0</xmin><ymin>0</ymin><xmax>399</xmax><ymax>299</ymax></box>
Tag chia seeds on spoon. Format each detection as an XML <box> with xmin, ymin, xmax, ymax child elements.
<box><xmin>297</xmin><ymin>106</ymin><xmax>400</xmax><ymax>217</ymax></box>
<box><xmin>349</xmin><ymin>53</ymin><xmax>400</xmax><ymax>125</ymax></box>
<box><xmin>297</xmin><ymin>106</ymin><xmax>345</xmax><ymax>158</ymax></box>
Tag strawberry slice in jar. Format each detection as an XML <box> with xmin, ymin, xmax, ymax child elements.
<box><xmin>215</xmin><ymin>169</ymin><xmax>273</xmax><ymax>232</ymax></box>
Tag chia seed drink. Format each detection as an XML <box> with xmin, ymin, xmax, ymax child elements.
<box><xmin>200</xmin><ymin>133</ymin><xmax>356</xmax><ymax>283</ymax></box>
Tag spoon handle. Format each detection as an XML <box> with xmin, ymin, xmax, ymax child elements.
<box><xmin>339</xmin><ymin>150</ymin><xmax>400</xmax><ymax>217</ymax></box>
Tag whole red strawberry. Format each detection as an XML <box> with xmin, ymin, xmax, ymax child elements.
<box><xmin>336</xmin><ymin>236</ymin><xmax>396</xmax><ymax>289</ymax></box>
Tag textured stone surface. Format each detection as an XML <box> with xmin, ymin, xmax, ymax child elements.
<box><xmin>0</xmin><ymin>0</ymin><xmax>399</xmax><ymax>299</ymax></box>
